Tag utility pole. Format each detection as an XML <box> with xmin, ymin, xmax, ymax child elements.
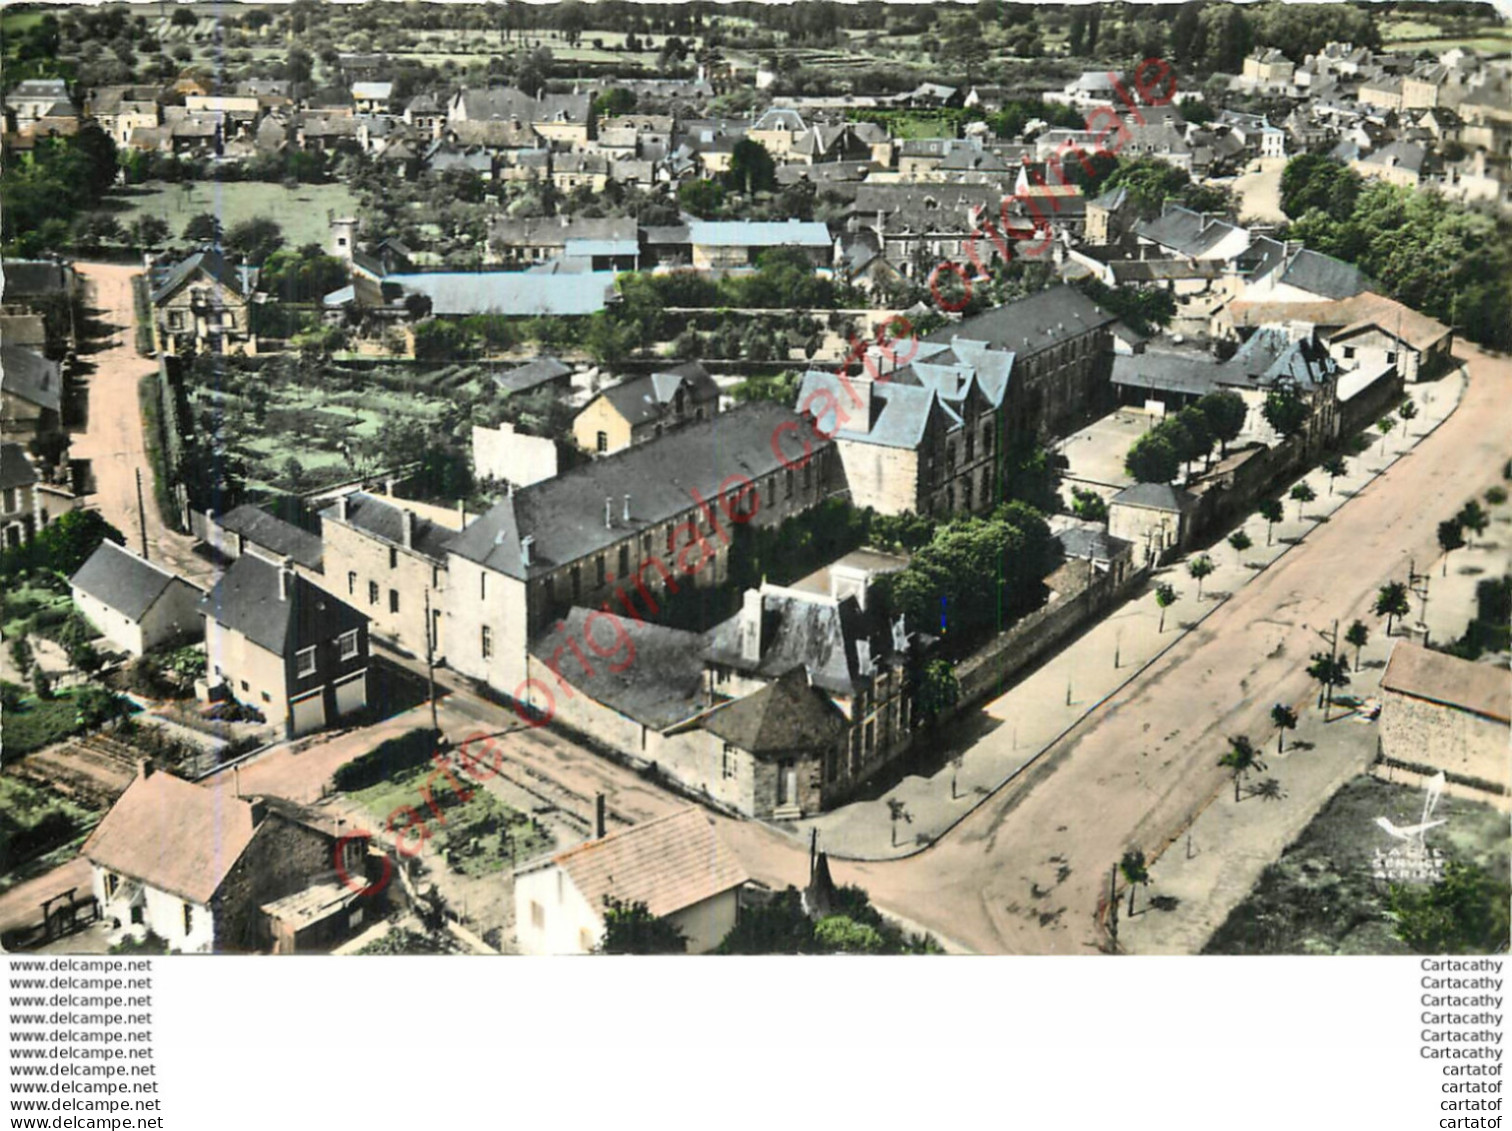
<box><xmin>1408</xmin><ymin>561</ymin><xmax>1431</xmax><ymax>645</ymax></box>
<box><xmin>135</xmin><ymin>468</ymin><xmax>149</xmax><ymax>560</ymax></box>
<box><xmin>424</xmin><ymin>588</ymin><xmax>439</xmax><ymax>734</ymax></box>
<box><xmin>1107</xmin><ymin>863</ymin><xmax>1119</xmax><ymax>944</ymax></box>
<box><xmin>1314</xmin><ymin>619</ymin><xmax>1340</xmax><ymax>720</ymax></box>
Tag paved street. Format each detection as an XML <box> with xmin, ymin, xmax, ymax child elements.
<box><xmin>67</xmin><ymin>261</ymin><xmax>213</xmax><ymax>586</ymax></box>
<box><xmin>828</xmin><ymin>345</ymin><xmax>1510</xmax><ymax>953</ymax></box>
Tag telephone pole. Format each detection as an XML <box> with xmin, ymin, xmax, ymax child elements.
<box><xmin>424</xmin><ymin>588</ymin><xmax>439</xmax><ymax>734</ymax></box>
<box><xmin>135</xmin><ymin>468</ymin><xmax>149</xmax><ymax>560</ymax></box>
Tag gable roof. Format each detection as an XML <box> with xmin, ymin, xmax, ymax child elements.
<box><xmin>71</xmin><ymin>541</ymin><xmax>195</xmax><ymax>622</ymax></box>
<box><xmin>149</xmin><ymin>249</ymin><xmax>254</xmax><ymax>305</ymax></box>
<box><xmin>533</xmin><ymin>807</ymin><xmax>748</xmax><ymax>923</ymax></box>
<box><xmin>597</xmin><ymin>363</ymin><xmax>717</xmax><ymax>426</ymax></box>
<box><xmin>0</xmin><ymin>441</ymin><xmax>37</xmax><ymax>490</ymax></box>
<box><xmin>83</xmin><ymin>769</ymin><xmax>259</xmax><ymax>905</ymax></box>
<box><xmin>201</xmin><ymin>553</ymin><xmax>366</xmax><ymax>657</ymax></box>
<box><xmin>494</xmin><ymin>356</ymin><xmax>573</xmax><ymax>395</ymax></box>
<box><xmin>320</xmin><ymin>492</ymin><xmax>454</xmax><ymax>564</ymax></box>
<box><xmin>702</xmin><ymin>666</ymin><xmax>848</xmax><ymax>755</ymax></box>
<box><xmin>1277</xmin><ymin>248</ymin><xmax>1371</xmax><ymax>300</ymax></box>
<box><xmin>1381</xmin><ymin>641</ymin><xmax>1510</xmax><ymax>724</ymax></box>
<box><xmin>1</xmin><ymin>344</ymin><xmax>61</xmax><ymax>412</ymax></box>
<box><xmin>927</xmin><ymin>284</ymin><xmax>1117</xmax><ymax>357</ymax></box>
<box><xmin>1112</xmin><ymin>482</ymin><xmax>1196</xmax><ymax>511</ymax></box>
<box><xmin>216</xmin><ymin>504</ymin><xmax>324</xmax><ymax>571</ymax></box>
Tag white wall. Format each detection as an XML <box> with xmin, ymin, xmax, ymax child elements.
<box><xmin>513</xmin><ymin>864</ymin><xmax>602</xmax><ymax>955</ymax></box>
<box><xmin>472</xmin><ymin>423</ymin><xmax>559</xmax><ymax>488</ymax></box>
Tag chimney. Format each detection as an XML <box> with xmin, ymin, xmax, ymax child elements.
<box><xmin>848</xmin><ymin>378</ymin><xmax>874</xmax><ymax>435</ymax></box>
<box><xmin>520</xmin><ymin>534</ymin><xmax>534</xmax><ymax>567</ymax></box>
<box><xmin>248</xmin><ymin>798</ymin><xmax>268</xmax><ymax>826</ymax></box>
<box><xmin>401</xmin><ymin>508</ymin><xmax>415</xmax><ymax>549</ymax></box>
<box><xmin>278</xmin><ymin>557</ymin><xmax>294</xmax><ymax>601</ymax></box>
<box><xmin>594</xmin><ymin>793</ymin><xmax>607</xmax><ymax>839</ymax></box>
<box><xmin>336</xmin><ymin>494</ymin><xmax>349</xmax><ymax>521</ymax></box>
<box><xmin>740</xmin><ymin>589</ymin><xmax>763</xmax><ymax>663</ymax></box>
<box><xmin>233</xmin><ymin>765</ymin><xmax>241</xmax><ymax>797</ymax></box>
<box><xmin>856</xmin><ymin>638</ymin><xmax>873</xmax><ymax>677</ymax></box>
<box><xmin>622</xmin><ymin>494</ymin><xmax>631</xmax><ymax>523</ymax></box>
<box><xmin>385</xmin><ymin>477</ymin><xmax>396</xmax><ymax>497</ymax></box>
<box><xmin>138</xmin><ymin>758</ymin><xmax>155</xmax><ymax>780</ymax></box>
<box><xmin>458</xmin><ymin>499</ymin><xmax>467</xmax><ymax>527</ymax></box>
<box><xmin>604</xmin><ymin>497</ymin><xmax>613</xmax><ymax>529</ymax></box>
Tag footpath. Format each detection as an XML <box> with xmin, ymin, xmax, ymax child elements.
<box><xmin>793</xmin><ymin>368</ymin><xmax>1468</xmax><ymax>861</ymax></box>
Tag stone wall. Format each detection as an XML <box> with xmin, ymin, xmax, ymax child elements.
<box><xmin>1378</xmin><ymin>690</ymin><xmax>1510</xmax><ymax>795</ymax></box>
<box><xmin>211</xmin><ymin>816</ymin><xmax>341</xmax><ymax>953</ymax></box>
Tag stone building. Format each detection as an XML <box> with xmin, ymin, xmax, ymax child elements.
<box><xmin>571</xmin><ymin>363</ymin><xmax>719</xmax><ymax>456</ymax></box>
<box><xmin>0</xmin><ymin>442</ymin><xmax>42</xmax><ymax>548</ymax></box>
<box><xmin>149</xmin><ymin>249</ymin><xmax>257</xmax><ymax>357</ymax></box>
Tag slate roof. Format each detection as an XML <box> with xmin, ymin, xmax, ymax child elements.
<box><xmin>1111</xmin><ymin>482</ymin><xmax>1196</xmax><ymax>511</ymax></box>
<box><xmin>457</xmin><ymin>88</ymin><xmax>592</xmax><ymax>124</ymax></box>
<box><xmin>149</xmin><ymin>249</ymin><xmax>254</xmax><ymax>305</ymax></box>
<box><xmin>449</xmin><ymin>402</ymin><xmax>825</xmax><ymax>580</ymax></box>
<box><xmin>529</xmin><ymin>607</ymin><xmax>708</xmax><ymax>730</ymax></box>
<box><xmin>1230</xmin><ymin>293</ymin><xmax>1448</xmax><ymax>351</ymax></box>
<box><xmin>527</xmin><ymin>807</ymin><xmax>748</xmax><ymax>924</ymax></box>
<box><xmin>201</xmin><ymin>553</ymin><xmax>366</xmax><ymax>657</ymax></box>
<box><xmin>387</xmin><ymin>272</ymin><xmax>618</xmax><ymax>317</ymax></box>
<box><xmin>1132</xmin><ymin>205</ymin><xmax>1246</xmax><ymax>259</ymax></box>
<box><xmin>1275</xmin><ymin>248</ymin><xmax>1372</xmax><ymax>300</ymax></box>
<box><xmin>701</xmin><ymin>667</ymin><xmax>847</xmax><ymax>755</ymax></box>
<box><xmin>1113</xmin><ymin>330</ymin><xmax>1336</xmax><ymax>397</ymax></box>
<box><xmin>926</xmin><ymin>284</ymin><xmax>1117</xmax><ymax>358</ymax></box>
<box><xmin>320</xmin><ymin>492</ymin><xmax>453</xmax><ymax>564</ymax></box>
<box><xmin>1381</xmin><ymin>640</ymin><xmax>1510</xmax><ymax>724</ymax></box>
<box><xmin>215</xmin><ymin>504</ymin><xmax>324</xmax><ymax>571</ymax></box>
<box><xmin>797</xmin><ymin>370</ymin><xmax>951</xmax><ymax>451</ymax></box>
<box><xmin>1056</xmin><ymin>525</ymin><xmax>1134</xmax><ymax>563</ymax></box>
<box><xmin>494</xmin><ymin>356</ymin><xmax>573</xmax><ymax>395</ymax></box>
<box><xmin>83</xmin><ymin>769</ymin><xmax>259</xmax><ymax>905</ymax></box>
<box><xmin>597</xmin><ymin>363</ymin><xmax>716</xmax><ymax>427</ymax></box>
<box><xmin>71</xmin><ymin>541</ymin><xmax>195</xmax><ymax>622</ymax></box>
<box><xmin>1</xmin><ymin>345</ymin><xmax>61</xmax><ymax>412</ymax></box>
<box><xmin>1</xmin><ymin>259</ymin><xmax>74</xmax><ymax>299</ymax></box>
<box><xmin>705</xmin><ymin>587</ymin><xmax>903</xmax><ymax>696</ymax></box>
<box><xmin>0</xmin><ymin>442</ymin><xmax>37</xmax><ymax>490</ymax></box>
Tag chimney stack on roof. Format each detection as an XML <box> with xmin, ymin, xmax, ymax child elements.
<box><xmin>622</xmin><ymin>494</ymin><xmax>631</xmax><ymax>523</ymax></box>
<box><xmin>402</xmin><ymin>508</ymin><xmax>415</xmax><ymax>550</ymax></box>
<box><xmin>594</xmin><ymin>793</ymin><xmax>606</xmax><ymax>839</ymax></box>
<box><xmin>278</xmin><ymin>557</ymin><xmax>294</xmax><ymax>601</ymax></box>
<box><xmin>138</xmin><ymin>758</ymin><xmax>155</xmax><ymax>780</ymax></box>
<box><xmin>740</xmin><ymin>588</ymin><xmax>763</xmax><ymax>664</ymax></box>
<box><xmin>520</xmin><ymin>534</ymin><xmax>534</xmax><ymax>567</ymax></box>
<box><xmin>604</xmin><ymin>497</ymin><xmax>613</xmax><ymax>529</ymax></box>
<box><xmin>336</xmin><ymin>494</ymin><xmax>349</xmax><ymax>521</ymax></box>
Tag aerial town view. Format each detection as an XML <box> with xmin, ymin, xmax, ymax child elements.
<box><xmin>0</xmin><ymin>0</ymin><xmax>1507</xmax><ymax>958</ymax></box>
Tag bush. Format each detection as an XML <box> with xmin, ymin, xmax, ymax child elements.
<box><xmin>332</xmin><ymin>727</ymin><xmax>441</xmax><ymax>792</ymax></box>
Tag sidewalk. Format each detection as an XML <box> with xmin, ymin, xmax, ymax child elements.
<box><xmin>792</xmin><ymin>370</ymin><xmax>1467</xmax><ymax>861</ymax></box>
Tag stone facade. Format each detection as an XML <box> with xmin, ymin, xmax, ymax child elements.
<box><xmin>210</xmin><ymin>813</ymin><xmax>344</xmax><ymax>952</ymax></box>
<box><xmin>1379</xmin><ymin>690</ymin><xmax>1510</xmax><ymax>797</ymax></box>
<box><xmin>320</xmin><ymin>507</ymin><xmax>445</xmax><ymax>662</ymax></box>
<box><xmin>155</xmin><ymin>272</ymin><xmax>254</xmax><ymax>357</ymax></box>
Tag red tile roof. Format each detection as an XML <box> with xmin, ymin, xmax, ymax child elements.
<box><xmin>1381</xmin><ymin>641</ymin><xmax>1510</xmax><ymax>724</ymax></box>
<box><xmin>546</xmin><ymin>807</ymin><xmax>747</xmax><ymax>922</ymax></box>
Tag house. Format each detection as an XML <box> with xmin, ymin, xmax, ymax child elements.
<box><xmin>87</xmin><ymin>85</ymin><xmax>161</xmax><ymax>147</ymax></box>
<box><xmin>86</xmin><ymin>762</ymin><xmax>379</xmax><ymax>953</ymax></box>
<box><xmin>351</xmin><ymin>82</ymin><xmax>393</xmax><ymax>116</ymax></box>
<box><xmin>1243</xmin><ymin>243</ymin><xmax>1372</xmax><ymax>304</ymax></box>
<box><xmin>513</xmin><ymin>807</ymin><xmax>746</xmax><ymax>954</ymax></box>
<box><xmin>204</xmin><ymin>504</ymin><xmax>324</xmax><ymax>574</ymax></box>
<box><xmin>0</xmin><ymin>442</ymin><xmax>42</xmax><ymax>548</ymax></box>
<box><xmin>1377</xmin><ymin>641</ymin><xmax>1510</xmax><ymax>804</ymax></box>
<box><xmin>317</xmin><ymin>492</ymin><xmax>450</xmax><ymax>662</ymax></box>
<box><xmin>686</xmin><ymin>219</ymin><xmax>832</xmax><ymax>270</ymax></box>
<box><xmin>572</xmin><ymin>362</ymin><xmax>719</xmax><ymax>456</ymax></box>
<box><xmin>1227</xmin><ymin>293</ymin><xmax>1454</xmax><ymax>383</ymax></box>
<box><xmin>149</xmin><ymin>249</ymin><xmax>257</xmax><ymax>357</ymax></box>
<box><xmin>445</xmin><ymin>402</ymin><xmax>835</xmax><ymax>702</ymax></box>
<box><xmin>4</xmin><ymin>78</ymin><xmax>72</xmax><ymax>133</ymax></box>
<box><xmin>1084</xmin><ymin>185</ymin><xmax>1133</xmax><ymax>246</ymax></box>
<box><xmin>201</xmin><ymin>554</ymin><xmax>369</xmax><ymax>738</ymax></box>
<box><xmin>1108</xmin><ymin>482</ymin><xmax>1197</xmax><ymax>565</ymax></box>
<box><xmin>1352</xmin><ymin>140</ymin><xmax>1433</xmax><ymax>189</ymax></box>
<box><xmin>0</xmin><ymin>345</ymin><xmax>62</xmax><ymax>438</ymax></box>
<box><xmin>70</xmin><ymin>541</ymin><xmax>204</xmax><ymax>657</ymax></box>
<box><xmin>448</xmin><ymin>87</ymin><xmax>593</xmax><ymax>148</ymax></box>
<box><xmin>492</xmin><ymin>356</ymin><xmax>574</xmax><ymax>397</ymax></box>
<box><xmin>1243</xmin><ymin>49</ymin><xmax>1296</xmax><ymax>89</ymax></box>
<box><xmin>1132</xmin><ymin>204</ymin><xmax>1252</xmax><ymax>265</ymax></box>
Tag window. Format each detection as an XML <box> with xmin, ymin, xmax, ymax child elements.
<box><xmin>261</xmin><ymin>691</ymin><xmax>271</xmax><ymax>703</ymax></box>
<box><xmin>389</xmin><ymin>589</ymin><xmax>400</xmax><ymax>614</ymax></box>
<box><xmin>802</xmin><ymin>461</ymin><xmax>812</xmax><ymax>490</ymax></box>
<box><xmin>389</xmin><ymin>547</ymin><xmax>398</xmax><ymax>570</ymax></box>
<box><xmin>618</xmin><ymin>544</ymin><xmax>629</xmax><ymax>578</ymax></box>
<box><xmin>347</xmin><ymin>571</ymin><xmax>357</xmax><ymax>596</ymax></box>
<box><xmin>2</xmin><ymin>488</ymin><xmax>15</xmax><ymax>513</ymax></box>
<box><xmin>339</xmin><ymin>629</ymin><xmax>359</xmax><ymax>661</ymax></box>
<box><xmin>481</xmin><ymin>626</ymin><xmax>493</xmax><ymax>659</ymax></box>
<box><xmin>596</xmin><ymin>430</ymin><xmax>608</xmax><ymax>453</ymax></box>
<box><xmin>296</xmin><ymin>647</ymin><xmax>317</xmax><ymax>678</ymax></box>
<box><xmin>530</xmin><ymin>900</ymin><xmax>544</xmax><ymax>930</ymax></box>
<box><xmin>722</xmin><ymin>743</ymin><xmax>737</xmax><ymax>780</ymax></box>
<box><xmin>1343</xmin><ymin>346</ymin><xmax>1356</xmax><ymax>360</ymax></box>
<box><xmin>784</xmin><ymin>469</ymin><xmax>794</xmax><ymax>499</ymax></box>
<box><xmin>105</xmin><ymin>873</ymin><xmax>119</xmax><ymax>900</ymax></box>
<box><xmin>182</xmin><ymin>902</ymin><xmax>193</xmax><ymax>936</ymax></box>
<box><xmin>368</xmin><ymin>580</ymin><xmax>379</xmax><ymax>606</ymax></box>
<box><xmin>571</xmin><ymin>566</ymin><xmax>581</xmax><ymax>601</ymax></box>
<box><xmin>596</xmin><ymin>556</ymin><xmax>606</xmax><ymax>585</ymax></box>
<box><xmin>480</xmin><ymin>572</ymin><xmax>487</xmax><ymax>600</ymax></box>
<box><xmin>240</xmin><ymin>680</ymin><xmax>249</xmax><ymax>692</ymax></box>
<box><xmin>431</xmin><ymin>565</ymin><xmax>440</xmax><ymax>588</ymax></box>
<box><xmin>1386</xmin><ymin>351</ymin><xmax>1397</xmax><ymax>365</ymax></box>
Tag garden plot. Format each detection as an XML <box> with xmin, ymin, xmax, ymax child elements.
<box><xmin>106</xmin><ymin>181</ymin><xmax>360</xmax><ymax>251</ymax></box>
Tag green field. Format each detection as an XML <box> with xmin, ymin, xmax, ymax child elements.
<box><xmin>107</xmin><ymin>182</ymin><xmax>360</xmax><ymax>251</ymax></box>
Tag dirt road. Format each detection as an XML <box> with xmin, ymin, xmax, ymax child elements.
<box><xmin>67</xmin><ymin>261</ymin><xmax>212</xmax><ymax>586</ymax></box>
<box><xmin>834</xmin><ymin>344</ymin><xmax>1511</xmax><ymax>953</ymax></box>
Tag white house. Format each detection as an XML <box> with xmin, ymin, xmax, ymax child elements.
<box><xmin>70</xmin><ymin>540</ymin><xmax>204</xmax><ymax>656</ymax></box>
<box><xmin>513</xmin><ymin>807</ymin><xmax>747</xmax><ymax>955</ymax></box>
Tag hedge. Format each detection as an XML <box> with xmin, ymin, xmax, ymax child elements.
<box><xmin>332</xmin><ymin>727</ymin><xmax>441</xmax><ymax>793</ymax></box>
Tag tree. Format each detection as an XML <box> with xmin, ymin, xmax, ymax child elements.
<box><xmin>1196</xmin><ymin>390</ymin><xmax>1247</xmax><ymax>456</ymax></box>
<box><xmin>1154</xmin><ymin>581</ymin><xmax>1178</xmax><ymax>633</ymax></box>
<box><xmin>1307</xmin><ymin>651</ymin><xmax>1350</xmax><ymax>718</ymax></box>
<box><xmin>887</xmin><ymin>798</ymin><xmax>912</xmax><ymax>848</ymax></box>
<box><xmin>1376</xmin><ymin>414</ymin><xmax>1396</xmax><ymax>454</ymax></box>
<box><xmin>1257</xmin><ymin>498</ymin><xmax>1284</xmax><ymax>546</ymax></box>
<box><xmin>1289</xmin><ymin>481</ymin><xmax>1316</xmax><ymax>521</ymax></box>
<box><xmin>1387</xmin><ymin>860</ymin><xmax>1512</xmax><ymax>956</ymax></box>
<box><xmin>1125</xmin><ymin>433</ymin><xmax>1179</xmax><ymax>485</ymax></box>
<box><xmin>1218</xmin><ymin>735</ymin><xmax>1264</xmax><ymax>803</ymax></box>
<box><xmin>596</xmin><ymin>896</ymin><xmax>687</xmax><ymax>954</ymax></box>
<box><xmin>1186</xmin><ymin>554</ymin><xmax>1215</xmax><ymax>600</ymax></box>
<box><xmin>183</xmin><ymin>212</ymin><xmax>224</xmax><ymax>244</ymax></box>
<box><xmin>1321</xmin><ymin>455</ymin><xmax>1347</xmax><ymax>496</ymax></box>
<box><xmin>1344</xmin><ymin>619</ymin><xmax>1370</xmax><ymax>671</ymax></box>
<box><xmin>916</xmin><ymin>659</ymin><xmax>959</xmax><ymax>724</ymax></box>
<box><xmin>1375</xmin><ymin>581</ymin><xmax>1411</xmax><ymax>636</ymax></box>
<box><xmin>74</xmin><ymin>685</ymin><xmax>130</xmax><ymax>729</ymax></box>
<box><xmin>1456</xmin><ymin>500</ymin><xmax>1489</xmax><ymax>546</ymax></box>
<box><xmin>1398</xmin><ymin>399</ymin><xmax>1418</xmax><ymax>430</ymax></box>
<box><xmin>1</xmin><ymin>508</ymin><xmax>124</xmax><ymax>580</ymax></box>
<box><xmin>725</xmin><ymin>138</ymin><xmax>777</xmax><ymax>196</ymax></box>
<box><xmin>678</xmin><ymin>178</ymin><xmax>725</xmax><ymax>219</ymax></box>
<box><xmin>1119</xmin><ymin>847</ymin><xmax>1150</xmax><ymax>917</ymax></box>
<box><xmin>128</xmin><ymin>216</ymin><xmax>170</xmax><ymax>250</ymax></box>
<box><xmin>1262</xmin><ymin>386</ymin><xmax>1311</xmax><ymax>438</ymax></box>
<box><xmin>1270</xmin><ymin>703</ymin><xmax>1298</xmax><ymax>753</ymax></box>
<box><xmin>1227</xmin><ymin>529</ymin><xmax>1252</xmax><ymax>565</ymax></box>
<box><xmin>1437</xmin><ymin>519</ymin><xmax>1466</xmax><ymax>577</ymax></box>
<box><xmin>225</xmin><ymin>216</ymin><xmax>284</xmax><ymax>266</ymax></box>
<box><xmin>171</xmin><ymin>7</ymin><xmax>198</xmax><ymax>27</ymax></box>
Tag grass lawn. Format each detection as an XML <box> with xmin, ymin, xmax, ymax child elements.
<box><xmin>105</xmin><ymin>181</ymin><xmax>360</xmax><ymax>250</ymax></box>
<box><xmin>350</xmin><ymin>764</ymin><xmax>554</xmax><ymax>879</ymax></box>
<box><xmin>3</xmin><ymin>583</ymin><xmax>73</xmax><ymax>640</ymax></box>
<box><xmin>2</xmin><ymin>692</ymin><xmax>86</xmax><ymax>758</ymax></box>
<box><xmin>1204</xmin><ymin>775</ymin><xmax>1510</xmax><ymax>956</ymax></box>
<box><xmin>0</xmin><ymin>775</ymin><xmax>100</xmax><ymax>874</ymax></box>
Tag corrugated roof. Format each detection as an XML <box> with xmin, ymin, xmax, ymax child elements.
<box><xmin>541</xmin><ymin>807</ymin><xmax>748</xmax><ymax>923</ymax></box>
<box><xmin>1381</xmin><ymin>640</ymin><xmax>1510</xmax><ymax>724</ymax></box>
